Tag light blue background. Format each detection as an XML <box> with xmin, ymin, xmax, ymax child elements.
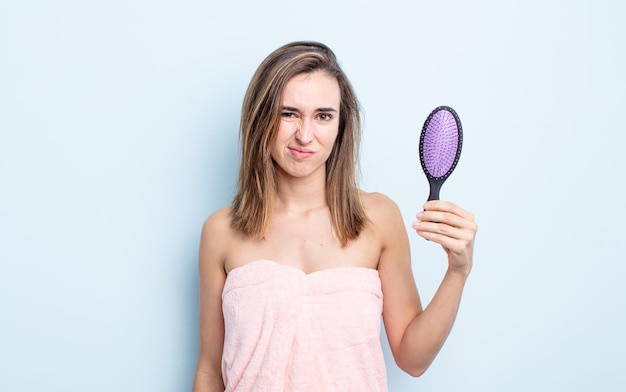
<box><xmin>2</xmin><ymin>1</ymin><xmax>625</xmax><ymax>391</ymax></box>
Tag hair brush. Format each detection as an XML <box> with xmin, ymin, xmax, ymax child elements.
<box><xmin>419</xmin><ymin>106</ymin><xmax>463</xmax><ymax>201</ymax></box>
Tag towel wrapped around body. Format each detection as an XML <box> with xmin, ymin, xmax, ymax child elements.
<box><xmin>221</xmin><ymin>259</ymin><xmax>387</xmax><ymax>392</ymax></box>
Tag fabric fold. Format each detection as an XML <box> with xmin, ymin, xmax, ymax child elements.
<box><xmin>221</xmin><ymin>259</ymin><xmax>387</xmax><ymax>392</ymax></box>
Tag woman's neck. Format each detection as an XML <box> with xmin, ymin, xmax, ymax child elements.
<box><xmin>274</xmin><ymin>171</ymin><xmax>327</xmax><ymax>213</ymax></box>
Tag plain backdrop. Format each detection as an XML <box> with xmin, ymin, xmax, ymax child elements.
<box><xmin>1</xmin><ymin>1</ymin><xmax>625</xmax><ymax>391</ymax></box>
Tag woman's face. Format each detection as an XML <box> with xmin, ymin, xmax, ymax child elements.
<box><xmin>270</xmin><ymin>71</ymin><xmax>341</xmax><ymax>180</ymax></box>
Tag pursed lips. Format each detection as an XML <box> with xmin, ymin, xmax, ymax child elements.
<box><xmin>288</xmin><ymin>146</ymin><xmax>315</xmax><ymax>159</ymax></box>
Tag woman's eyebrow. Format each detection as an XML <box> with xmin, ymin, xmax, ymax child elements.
<box><xmin>316</xmin><ymin>107</ymin><xmax>338</xmax><ymax>113</ymax></box>
<box><xmin>280</xmin><ymin>106</ymin><xmax>338</xmax><ymax>116</ymax></box>
<box><xmin>281</xmin><ymin>105</ymin><xmax>337</xmax><ymax>112</ymax></box>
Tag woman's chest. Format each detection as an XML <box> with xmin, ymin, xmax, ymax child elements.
<box><xmin>226</xmin><ymin>221</ymin><xmax>382</xmax><ymax>274</ymax></box>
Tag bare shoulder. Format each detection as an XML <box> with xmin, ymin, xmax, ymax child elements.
<box><xmin>200</xmin><ymin>206</ymin><xmax>234</xmax><ymax>269</ymax></box>
<box><xmin>360</xmin><ymin>191</ymin><xmax>409</xmax><ymax>260</ymax></box>
<box><xmin>361</xmin><ymin>191</ymin><xmax>404</xmax><ymax>228</ymax></box>
<box><xmin>201</xmin><ymin>206</ymin><xmax>233</xmax><ymax>240</ymax></box>
<box><xmin>202</xmin><ymin>206</ymin><xmax>232</xmax><ymax>234</ymax></box>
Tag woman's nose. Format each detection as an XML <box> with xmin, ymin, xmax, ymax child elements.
<box><xmin>295</xmin><ymin>119</ymin><xmax>314</xmax><ymax>144</ymax></box>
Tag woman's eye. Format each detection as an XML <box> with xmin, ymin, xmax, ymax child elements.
<box><xmin>281</xmin><ymin>112</ymin><xmax>295</xmax><ymax>118</ymax></box>
<box><xmin>318</xmin><ymin>113</ymin><xmax>333</xmax><ymax>121</ymax></box>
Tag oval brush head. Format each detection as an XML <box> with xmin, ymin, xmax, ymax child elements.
<box><xmin>419</xmin><ymin>106</ymin><xmax>463</xmax><ymax>201</ymax></box>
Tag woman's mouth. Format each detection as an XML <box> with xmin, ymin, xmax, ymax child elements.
<box><xmin>288</xmin><ymin>147</ymin><xmax>314</xmax><ymax>159</ymax></box>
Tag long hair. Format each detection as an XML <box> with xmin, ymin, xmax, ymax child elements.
<box><xmin>230</xmin><ymin>41</ymin><xmax>366</xmax><ymax>246</ymax></box>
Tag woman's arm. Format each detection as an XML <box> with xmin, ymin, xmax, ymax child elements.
<box><xmin>192</xmin><ymin>209</ymin><xmax>230</xmax><ymax>392</ymax></box>
<box><xmin>377</xmin><ymin>197</ymin><xmax>477</xmax><ymax>377</ymax></box>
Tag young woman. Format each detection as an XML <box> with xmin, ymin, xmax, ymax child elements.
<box><xmin>193</xmin><ymin>41</ymin><xmax>477</xmax><ymax>392</ymax></box>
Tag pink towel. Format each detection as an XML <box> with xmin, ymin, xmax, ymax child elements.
<box><xmin>221</xmin><ymin>259</ymin><xmax>387</xmax><ymax>392</ymax></box>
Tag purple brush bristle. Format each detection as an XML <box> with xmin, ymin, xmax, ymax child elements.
<box><xmin>422</xmin><ymin>110</ymin><xmax>460</xmax><ymax>177</ymax></box>
<box><xmin>419</xmin><ymin>106</ymin><xmax>463</xmax><ymax>201</ymax></box>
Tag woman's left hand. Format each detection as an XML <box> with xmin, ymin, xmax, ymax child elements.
<box><xmin>412</xmin><ymin>200</ymin><xmax>478</xmax><ymax>275</ymax></box>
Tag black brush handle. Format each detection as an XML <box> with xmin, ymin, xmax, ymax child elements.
<box><xmin>428</xmin><ymin>177</ymin><xmax>442</xmax><ymax>201</ymax></box>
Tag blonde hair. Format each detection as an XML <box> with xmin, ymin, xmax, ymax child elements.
<box><xmin>230</xmin><ymin>41</ymin><xmax>366</xmax><ymax>246</ymax></box>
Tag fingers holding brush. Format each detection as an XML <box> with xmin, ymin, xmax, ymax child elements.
<box><xmin>412</xmin><ymin>200</ymin><xmax>477</xmax><ymax>274</ymax></box>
